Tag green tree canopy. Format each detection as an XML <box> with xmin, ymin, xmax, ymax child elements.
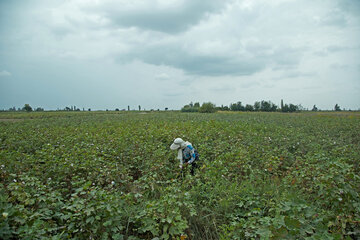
<box><xmin>23</xmin><ymin>104</ymin><xmax>33</xmax><ymax>112</ymax></box>
<box><xmin>199</xmin><ymin>102</ymin><xmax>217</xmax><ymax>113</ymax></box>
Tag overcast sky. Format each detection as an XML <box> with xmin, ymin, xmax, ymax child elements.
<box><xmin>0</xmin><ymin>0</ymin><xmax>359</xmax><ymax>110</ymax></box>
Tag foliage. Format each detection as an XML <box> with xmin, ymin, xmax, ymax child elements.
<box><xmin>181</xmin><ymin>106</ymin><xmax>199</xmax><ymax>112</ymax></box>
<box><xmin>260</xmin><ymin>100</ymin><xmax>278</xmax><ymax>112</ymax></box>
<box><xmin>281</xmin><ymin>103</ymin><xmax>299</xmax><ymax>113</ymax></box>
<box><xmin>199</xmin><ymin>102</ymin><xmax>217</xmax><ymax>113</ymax></box>
<box><xmin>22</xmin><ymin>104</ymin><xmax>32</xmax><ymax>112</ymax></box>
<box><xmin>229</xmin><ymin>100</ymin><xmax>279</xmax><ymax>112</ymax></box>
<box><xmin>335</xmin><ymin>104</ymin><xmax>341</xmax><ymax>111</ymax></box>
<box><xmin>181</xmin><ymin>102</ymin><xmax>200</xmax><ymax>112</ymax></box>
<box><xmin>230</xmin><ymin>102</ymin><xmax>245</xmax><ymax>111</ymax></box>
<box><xmin>0</xmin><ymin>111</ymin><xmax>359</xmax><ymax>239</ymax></box>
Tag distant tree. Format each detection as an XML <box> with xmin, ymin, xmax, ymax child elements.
<box><xmin>254</xmin><ymin>101</ymin><xmax>261</xmax><ymax>111</ymax></box>
<box><xmin>35</xmin><ymin>107</ymin><xmax>44</xmax><ymax>111</ymax></box>
<box><xmin>271</xmin><ymin>102</ymin><xmax>278</xmax><ymax>112</ymax></box>
<box><xmin>258</xmin><ymin>100</ymin><xmax>278</xmax><ymax>112</ymax></box>
<box><xmin>230</xmin><ymin>101</ymin><xmax>245</xmax><ymax>111</ymax></box>
<box><xmin>65</xmin><ymin>107</ymin><xmax>71</xmax><ymax>111</ymax></box>
<box><xmin>199</xmin><ymin>102</ymin><xmax>216</xmax><ymax>113</ymax></box>
<box><xmin>260</xmin><ymin>101</ymin><xmax>268</xmax><ymax>111</ymax></box>
<box><xmin>282</xmin><ymin>104</ymin><xmax>289</xmax><ymax>112</ymax></box>
<box><xmin>334</xmin><ymin>104</ymin><xmax>341</xmax><ymax>111</ymax></box>
<box><xmin>218</xmin><ymin>104</ymin><xmax>229</xmax><ymax>111</ymax></box>
<box><xmin>23</xmin><ymin>104</ymin><xmax>33</xmax><ymax>112</ymax></box>
<box><xmin>194</xmin><ymin>102</ymin><xmax>200</xmax><ymax>108</ymax></box>
<box><xmin>128</xmin><ymin>106</ymin><xmax>130</xmax><ymax>111</ymax></box>
<box><xmin>260</xmin><ymin>101</ymin><xmax>269</xmax><ymax>111</ymax></box>
<box><xmin>115</xmin><ymin>108</ymin><xmax>119</xmax><ymax>111</ymax></box>
<box><xmin>297</xmin><ymin>104</ymin><xmax>305</xmax><ymax>111</ymax></box>
<box><xmin>281</xmin><ymin>103</ymin><xmax>298</xmax><ymax>113</ymax></box>
<box><xmin>312</xmin><ymin>105</ymin><xmax>318</xmax><ymax>111</ymax></box>
<box><xmin>245</xmin><ymin>104</ymin><xmax>254</xmax><ymax>111</ymax></box>
<box><xmin>138</xmin><ymin>105</ymin><xmax>141</xmax><ymax>111</ymax></box>
<box><xmin>288</xmin><ymin>104</ymin><xmax>298</xmax><ymax>112</ymax></box>
<box><xmin>181</xmin><ymin>102</ymin><xmax>199</xmax><ymax>112</ymax></box>
<box><xmin>8</xmin><ymin>107</ymin><xmax>16</xmax><ymax>111</ymax></box>
<box><xmin>281</xmin><ymin>99</ymin><xmax>284</xmax><ymax>111</ymax></box>
<box><xmin>88</xmin><ymin>108</ymin><xmax>91</xmax><ymax>111</ymax></box>
<box><xmin>165</xmin><ymin>107</ymin><xmax>168</xmax><ymax>111</ymax></box>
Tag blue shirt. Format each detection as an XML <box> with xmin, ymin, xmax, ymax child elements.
<box><xmin>182</xmin><ymin>145</ymin><xmax>196</xmax><ymax>164</ymax></box>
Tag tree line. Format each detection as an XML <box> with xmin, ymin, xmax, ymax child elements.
<box><xmin>181</xmin><ymin>100</ymin><xmax>347</xmax><ymax>113</ymax></box>
<box><xmin>1</xmin><ymin>104</ymin><xmax>169</xmax><ymax>112</ymax></box>
<box><xmin>0</xmin><ymin>102</ymin><xmax>351</xmax><ymax>113</ymax></box>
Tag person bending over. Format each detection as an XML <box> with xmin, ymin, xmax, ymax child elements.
<box><xmin>170</xmin><ymin>138</ymin><xmax>199</xmax><ymax>175</ymax></box>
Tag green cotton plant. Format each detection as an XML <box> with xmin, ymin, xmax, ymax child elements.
<box><xmin>58</xmin><ymin>180</ymin><xmax>132</xmax><ymax>239</ymax></box>
<box><xmin>134</xmin><ymin>187</ymin><xmax>196</xmax><ymax>239</ymax></box>
<box><xmin>1</xmin><ymin>111</ymin><xmax>360</xmax><ymax>239</ymax></box>
<box><xmin>2</xmin><ymin>175</ymin><xmax>66</xmax><ymax>239</ymax></box>
<box><xmin>0</xmin><ymin>185</ymin><xmax>15</xmax><ymax>239</ymax></box>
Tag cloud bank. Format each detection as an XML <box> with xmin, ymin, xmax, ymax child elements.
<box><xmin>0</xmin><ymin>0</ymin><xmax>359</xmax><ymax>110</ymax></box>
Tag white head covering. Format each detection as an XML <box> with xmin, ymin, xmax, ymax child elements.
<box><xmin>170</xmin><ymin>138</ymin><xmax>186</xmax><ymax>150</ymax></box>
<box><xmin>170</xmin><ymin>138</ymin><xmax>193</xmax><ymax>166</ymax></box>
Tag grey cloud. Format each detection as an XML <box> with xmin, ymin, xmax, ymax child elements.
<box><xmin>116</xmin><ymin>41</ymin><xmax>305</xmax><ymax>76</ymax></box>
<box><xmin>313</xmin><ymin>51</ymin><xmax>328</xmax><ymax>57</ymax></box>
<box><xmin>50</xmin><ymin>25</ymin><xmax>75</xmax><ymax>38</ymax></box>
<box><xmin>178</xmin><ymin>56</ymin><xmax>265</xmax><ymax>76</ymax></box>
<box><xmin>327</xmin><ymin>45</ymin><xmax>350</xmax><ymax>52</ymax></box>
<box><xmin>164</xmin><ymin>92</ymin><xmax>183</xmax><ymax>97</ymax></box>
<box><xmin>286</xmin><ymin>72</ymin><xmax>317</xmax><ymax>78</ymax></box>
<box><xmin>0</xmin><ymin>70</ymin><xmax>11</xmax><ymax>77</ymax></box>
<box><xmin>271</xmin><ymin>47</ymin><xmax>305</xmax><ymax>71</ymax></box>
<box><xmin>155</xmin><ymin>73</ymin><xmax>170</xmax><ymax>81</ymax></box>
<box><xmin>103</xmin><ymin>0</ymin><xmax>228</xmax><ymax>33</ymax></box>
<box><xmin>272</xmin><ymin>71</ymin><xmax>317</xmax><ymax>80</ymax></box>
<box><xmin>118</xmin><ymin>44</ymin><xmax>266</xmax><ymax>76</ymax></box>
<box><xmin>319</xmin><ymin>10</ymin><xmax>348</xmax><ymax>27</ymax></box>
<box><xmin>271</xmin><ymin>47</ymin><xmax>304</xmax><ymax>67</ymax></box>
<box><xmin>337</xmin><ymin>0</ymin><xmax>360</xmax><ymax>16</ymax></box>
<box><xmin>210</xmin><ymin>86</ymin><xmax>235</xmax><ymax>92</ymax></box>
<box><xmin>240</xmin><ymin>81</ymin><xmax>260</xmax><ymax>88</ymax></box>
<box><xmin>330</xmin><ymin>63</ymin><xmax>350</xmax><ymax>70</ymax></box>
